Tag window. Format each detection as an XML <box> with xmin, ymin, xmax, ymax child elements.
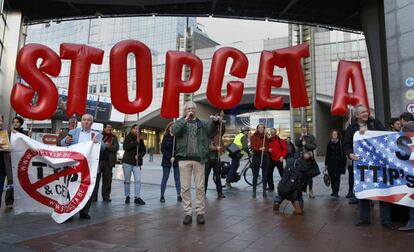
<box><xmin>89</xmin><ymin>85</ymin><xmax>97</xmax><ymax>94</ymax></box>
<box><xmin>99</xmin><ymin>84</ymin><xmax>108</xmax><ymax>93</ymax></box>
<box><xmin>156</xmin><ymin>80</ymin><xmax>164</xmax><ymax>88</ymax></box>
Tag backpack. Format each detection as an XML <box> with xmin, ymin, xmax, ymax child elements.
<box><xmin>277</xmin><ymin>159</ymin><xmax>301</xmax><ymax>200</ymax></box>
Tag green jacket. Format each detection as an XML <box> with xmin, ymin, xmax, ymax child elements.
<box><xmin>172</xmin><ymin>117</ymin><xmax>218</xmax><ymax>164</ymax></box>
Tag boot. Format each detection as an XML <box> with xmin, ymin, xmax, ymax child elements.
<box><xmin>292</xmin><ymin>201</ymin><xmax>302</xmax><ymax>215</ymax></box>
<box><xmin>262</xmin><ymin>191</ymin><xmax>267</xmax><ymax>198</ymax></box>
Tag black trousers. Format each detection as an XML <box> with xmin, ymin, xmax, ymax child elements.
<box><xmin>92</xmin><ymin>160</ymin><xmax>113</xmax><ymax>200</ymax></box>
<box><xmin>347</xmin><ymin>165</ymin><xmax>354</xmax><ymax>194</ymax></box>
<box><xmin>252</xmin><ymin>153</ymin><xmax>269</xmax><ymax>192</ymax></box>
<box><xmin>205</xmin><ymin>158</ymin><xmax>223</xmax><ymax>195</ymax></box>
<box><xmin>267</xmin><ymin>160</ymin><xmax>283</xmax><ymax>190</ymax></box>
<box><xmin>327</xmin><ymin>167</ymin><xmax>340</xmax><ymax>194</ymax></box>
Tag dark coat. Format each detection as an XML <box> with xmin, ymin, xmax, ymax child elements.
<box><xmin>343</xmin><ymin>117</ymin><xmax>385</xmax><ymax>157</ymax></box>
<box><xmin>101</xmin><ymin>133</ymin><xmax>119</xmax><ymax>167</ymax></box>
<box><xmin>325</xmin><ymin>140</ymin><xmax>346</xmax><ymax>174</ymax></box>
<box><xmin>295</xmin><ymin>134</ymin><xmax>317</xmax><ymax>155</ymax></box>
<box><xmin>285</xmin><ymin>141</ymin><xmax>296</xmax><ymax>159</ymax></box>
<box><xmin>122</xmin><ymin>133</ymin><xmax>146</xmax><ymax>166</ymax></box>
<box><xmin>161</xmin><ymin>133</ymin><xmax>178</xmax><ymax>167</ymax></box>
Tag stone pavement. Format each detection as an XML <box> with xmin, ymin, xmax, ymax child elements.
<box><xmin>1</xmin><ymin>155</ymin><xmax>414</xmax><ymax>251</ymax></box>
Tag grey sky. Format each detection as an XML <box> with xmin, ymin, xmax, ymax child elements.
<box><xmin>197</xmin><ymin>17</ymin><xmax>288</xmax><ymax>45</ymax></box>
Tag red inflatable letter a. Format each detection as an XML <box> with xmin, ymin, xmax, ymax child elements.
<box><xmin>331</xmin><ymin>60</ymin><xmax>370</xmax><ymax>115</ymax></box>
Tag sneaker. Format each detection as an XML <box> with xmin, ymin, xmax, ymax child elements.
<box><xmin>177</xmin><ymin>196</ymin><xmax>182</xmax><ymax>202</ymax></box>
<box><xmin>292</xmin><ymin>201</ymin><xmax>302</xmax><ymax>215</ymax></box>
<box><xmin>160</xmin><ymin>196</ymin><xmax>166</xmax><ymax>203</ymax></box>
<box><xmin>135</xmin><ymin>197</ymin><xmax>146</xmax><ymax>205</ymax></box>
<box><xmin>196</xmin><ymin>215</ymin><xmax>205</xmax><ymax>224</ymax></box>
<box><xmin>217</xmin><ymin>193</ymin><xmax>226</xmax><ymax>200</ymax></box>
<box><xmin>309</xmin><ymin>190</ymin><xmax>315</xmax><ymax>199</ymax></box>
<box><xmin>125</xmin><ymin>196</ymin><xmax>130</xmax><ymax>204</ymax></box>
<box><xmin>332</xmin><ymin>193</ymin><xmax>339</xmax><ymax>198</ymax></box>
<box><xmin>183</xmin><ymin>215</ymin><xmax>192</xmax><ymax>225</ymax></box>
<box><xmin>398</xmin><ymin>225</ymin><xmax>414</xmax><ymax>231</ymax></box>
<box><xmin>273</xmin><ymin>202</ymin><xmax>280</xmax><ymax>212</ymax></box>
<box><xmin>355</xmin><ymin>220</ymin><xmax>371</xmax><ymax>226</ymax></box>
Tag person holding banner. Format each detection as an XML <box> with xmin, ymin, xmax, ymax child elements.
<box><xmin>343</xmin><ymin>105</ymin><xmax>394</xmax><ymax>229</ymax></box>
<box><xmin>122</xmin><ymin>124</ymin><xmax>146</xmax><ymax>205</ymax></box>
<box><xmin>5</xmin><ymin>116</ymin><xmax>31</xmax><ymax>209</ymax></box>
<box><xmin>56</xmin><ymin>117</ymin><xmax>78</xmax><ymax>146</ymax></box>
<box><xmin>267</xmin><ymin>128</ymin><xmax>288</xmax><ymax>192</ymax></box>
<box><xmin>61</xmin><ymin>113</ymin><xmax>104</xmax><ymax>220</ymax></box>
<box><xmin>250</xmin><ymin>123</ymin><xmax>270</xmax><ymax>199</ymax></box>
<box><xmin>172</xmin><ymin>101</ymin><xmax>220</xmax><ymax>225</ymax></box>
<box><xmin>91</xmin><ymin>123</ymin><xmax>119</xmax><ymax>202</ymax></box>
<box><xmin>398</xmin><ymin>114</ymin><xmax>414</xmax><ymax>232</ymax></box>
<box><xmin>0</xmin><ymin>114</ymin><xmax>12</xmax><ymax>208</ymax></box>
<box><xmin>205</xmin><ymin>124</ymin><xmax>226</xmax><ymax>200</ymax></box>
<box><xmin>160</xmin><ymin>122</ymin><xmax>181</xmax><ymax>203</ymax></box>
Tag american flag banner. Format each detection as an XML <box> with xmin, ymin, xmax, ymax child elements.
<box><xmin>353</xmin><ymin>130</ymin><xmax>414</xmax><ymax>207</ymax></box>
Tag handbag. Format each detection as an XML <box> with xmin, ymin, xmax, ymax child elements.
<box><xmin>323</xmin><ymin>168</ymin><xmax>331</xmax><ymax>187</ymax></box>
<box><xmin>226</xmin><ymin>143</ymin><xmax>241</xmax><ymax>156</ymax></box>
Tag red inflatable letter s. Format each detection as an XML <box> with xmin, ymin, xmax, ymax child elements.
<box><xmin>10</xmin><ymin>44</ymin><xmax>61</xmax><ymax>120</ymax></box>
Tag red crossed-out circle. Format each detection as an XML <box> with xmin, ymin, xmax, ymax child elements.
<box><xmin>17</xmin><ymin>149</ymin><xmax>91</xmax><ymax>214</ymax></box>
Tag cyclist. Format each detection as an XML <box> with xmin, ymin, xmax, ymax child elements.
<box><xmin>226</xmin><ymin>126</ymin><xmax>250</xmax><ymax>188</ymax></box>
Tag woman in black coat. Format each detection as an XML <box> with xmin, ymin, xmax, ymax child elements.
<box><xmin>160</xmin><ymin>122</ymin><xmax>181</xmax><ymax>203</ymax></box>
<box><xmin>325</xmin><ymin>130</ymin><xmax>346</xmax><ymax>197</ymax></box>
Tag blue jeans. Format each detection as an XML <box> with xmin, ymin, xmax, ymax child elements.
<box><xmin>122</xmin><ymin>163</ymin><xmax>141</xmax><ymax>198</ymax></box>
<box><xmin>0</xmin><ymin>173</ymin><xmax>5</xmax><ymax>208</ymax></box>
<box><xmin>161</xmin><ymin>165</ymin><xmax>181</xmax><ymax>197</ymax></box>
<box><xmin>227</xmin><ymin>157</ymin><xmax>240</xmax><ymax>183</ymax></box>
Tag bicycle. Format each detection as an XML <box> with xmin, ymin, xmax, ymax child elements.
<box><xmin>214</xmin><ymin>156</ymin><xmax>262</xmax><ymax>186</ymax></box>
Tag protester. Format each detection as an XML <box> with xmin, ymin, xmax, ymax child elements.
<box><xmin>0</xmin><ymin>114</ymin><xmax>11</xmax><ymax>209</ymax></box>
<box><xmin>160</xmin><ymin>122</ymin><xmax>181</xmax><ymax>203</ymax></box>
<box><xmin>343</xmin><ymin>105</ymin><xmax>394</xmax><ymax>229</ymax></box>
<box><xmin>122</xmin><ymin>124</ymin><xmax>146</xmax><ymax>205</ymax></box>
<box><xmin>5</xmin><ymin>116</ymin><xmax>31</xmax><ymax>209</ymax></box>
<box><xmin>226</xmin><ymin>126</ymin><xmax>250</xmax><ymax>188</ymax></box>
<box><xmin>205</xmin><ymin>124</ymin><xmax>226</xmax><ymax>200</ymax></box>
<box><xmin>389</xmin><ymin>117</ymin><xmax>401</xmax><ymax>132</ymax></box>
<box><xmin>148</xmin><ymin>147</ymin><xmax>154</xmax><ymax>162</ymax></box>
<box><xmin>324</xmin><ymin>130</ymin><xmax>346</xmax><ymax>197</ymax></box>
<box><xmin>398</xmin><ymin>116</ymin><xmax>414</xmax><ymax>231</ymax></box>
<box><xmin>267</xmin><ymin>128</ymin><xmax>288</xmax><ymax>192</ymax></box>
<box><xmin>91</xmin><ymin>123</ymin><xmax>119</xmax><ymax>202</ymax></box>
<box><xmin>285</xmin><ymin>136</ymin><xmax>296</xmax><ymax>159</ymax></box>
<box><xmin>250</xmin><ymin>123</ymin><xmax>270</xmax><ymax>198</ymax></box>
<box><xmin>399</xmin><ymin>112</ymin><xmax>413</xmax><ymax>126</ymax></box>
<box><xmin>172</xmin><ymin>101</ymin><xmax>219</xmax><ymax>225</ymax></box>
<box><xmin>295</xmin><ymin>123</ymin><xmax>317</xmax><ymax>198</ymax></box>
<box><xmin>56</xmin><ymin>117</ymin><xmax>78</xmax><ymax>146</ymax></box>
<box><xmin>273</xmin><ymin>151</ymin><xmax>317</xmax><ymax>214</ymax></box>
<box><xmin>60</xmin><ymin>113</ymin><xmax>104</xmax><ymax>220</ymax></box>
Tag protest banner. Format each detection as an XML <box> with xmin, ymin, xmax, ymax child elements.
<box><xmin>10</xmin><ymin>132</ymin><xmax>100</xmax><ymax>223</ymax></box>
<box><xmin>353</xmin><ymin>130</ymin><xmax>414</xmax><ymax>207</ymax></box>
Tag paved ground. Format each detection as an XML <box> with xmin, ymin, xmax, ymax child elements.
<box><xmin>1</xmin><ymin>155</ymin><xmax>414</xmax><ymax>251</ymax></box>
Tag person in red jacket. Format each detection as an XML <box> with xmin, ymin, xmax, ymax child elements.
<box><xmin>250</xmin><ymin>123</ymin><xmax>271</xmax><ymax>198</ymax></box>
<box><xmin>267</xmin><ymin>128</ymin><xmax>288</xmax><ymax>191</ymax></box>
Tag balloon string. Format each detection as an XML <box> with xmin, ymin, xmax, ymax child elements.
<box><xmin>172</xmin><ymin>118</ymin><xmax>176</xmax><ymax>161</ymax></box>
<box><xmin>217</xmin><ymin>110</ymin><xmax>223</xmax><ymax>161</ymax></box>
<box><xmin>260</xmin><ymin>110</ymin><xmax>269</xmax><ymax>168</ymax></box>
<box><xmin>136</xmin><ymin>113</ymin><xmax>140</xmax><ymax>168</ymax></box>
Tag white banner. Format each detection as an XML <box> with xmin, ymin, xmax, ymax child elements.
<box><xmin>10</xmin><ymin>132</ymin><xmax>100</xmax><ymax>223</ymax></box>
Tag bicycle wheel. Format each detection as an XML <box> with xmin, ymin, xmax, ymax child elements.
<box><xmin>243</xmin><ymin>164</ymin><xmax>262</xmax><ymax>186</ymax></box>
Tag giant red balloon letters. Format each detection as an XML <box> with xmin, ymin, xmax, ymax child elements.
<box><xmin>331</xmin><ymin>60</ymin><xmax>370</xmax><ymax>115</ymax></box>
<box><xmin>10</xmin><ymin>41</ymin><xmax>368</xmax><ymax>119</ymax></box>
